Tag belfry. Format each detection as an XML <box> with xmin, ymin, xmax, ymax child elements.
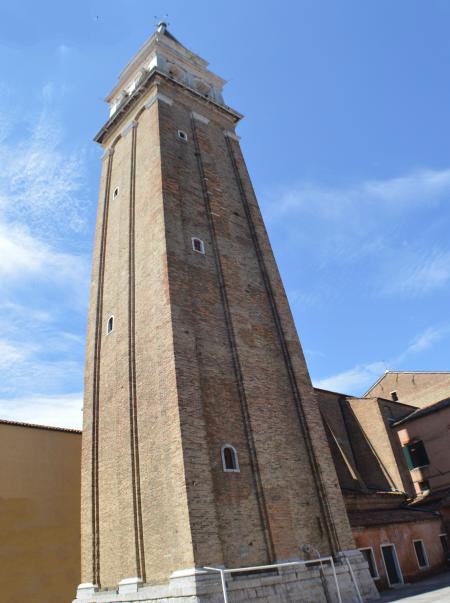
<box><xmin>75</xmin><ymin>24</ymin><xmax>377</xmax><ymax>602</ymax></box>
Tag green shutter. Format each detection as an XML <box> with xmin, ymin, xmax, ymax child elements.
<box><xmin>402</xmin><ymin>445</ymin><xmax>414</xmax><ymax>470</ymax></box>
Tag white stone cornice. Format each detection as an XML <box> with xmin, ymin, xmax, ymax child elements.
<box><xmin>121</xmin><ymin>120</ymin><xmax>138</xmax><ymax>137</ymax></box>
<box><xmin>145</xmin><ymin>92</ymin><xmax>173</xmax><ymax>110</ymax></box>
<box><xmin>224</xmin><ymin>130</ymin><xmax>240</xmax><ymax>141</ymax></box>
<box><xmin>191</xmin><ymin>111</ymin><xmax>210</xmax><ymax>124</ymax></box>
<box><xmin>170</xmin><ymin>567</ymin><xmax>210</xmax><ymax>578</ymax></box>
<box><xmin>101</xmin><ymin>147</ymin><xmax>115</xmax><ymax>159</ymax></box>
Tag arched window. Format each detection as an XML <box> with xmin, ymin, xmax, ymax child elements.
<box><xmin>221</xmin><ymin>444</ymin><xmax>240</xmax><ymax>473</ymax></box>
<box><xmin>107</xmin><ymin>316</ymin><xmax>114</xmax><ymax>334</ymax></box>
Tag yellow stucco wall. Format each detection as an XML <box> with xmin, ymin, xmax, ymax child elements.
<box><xmin>0</xmin><ymin>421</ymin><xmax>81</xmax><ymax>603</ymax></box>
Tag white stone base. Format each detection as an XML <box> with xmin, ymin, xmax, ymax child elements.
<box><xmin>75</xmin><ymin>583</ymin><xmax>99</xmax><ymax>600</ymax></box>
<box><xmin>73</xmin><ymin>552</ymin><xmax>379</xmax><ymax>602</ymax></box>
<box><xmin>118</xmin><ymin>577</ymin><xmax>143</xmax><ymax>594</ymax></box>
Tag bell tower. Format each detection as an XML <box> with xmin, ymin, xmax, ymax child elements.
<box><xmin>75</xmin><ymin>24</ymin><xmax>377</xmax><ymax>602</ymax></box>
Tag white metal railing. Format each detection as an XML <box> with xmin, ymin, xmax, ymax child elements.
<box><xmin>204</xmin><ymin>556</ymin><xmax>346</xmax><ymax>603</ymax></box>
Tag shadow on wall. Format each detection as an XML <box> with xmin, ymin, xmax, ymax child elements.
<box><xmin>323</xmin><ymin>398</ymin><xmax>395</xmax><ymax>493</ymax></box>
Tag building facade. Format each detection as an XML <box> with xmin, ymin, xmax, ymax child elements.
<box><xmin>365</xmin><ymin>370</ymin><xmax>450</xmax><ymax>540</ymax></box>
<box><xmin>394</xmin><ymin>396</ymin><xmax>450</xmax><ymax>547</ymax></box>
<box><xmin>317</xmin><ymin>387</ymin><xmax>416</xmax><ymax>495</ymax></box>
<box><xmin>396</xmin><ymin>398</ymin><xmax>450</xmax><ymax>496</ymax></box>
<box><xmin>351</xmin><ymin>506</ymin><xmax>444</xmax><ymax>590</ymax></box>
<box><xmin>75</xmin><ymin>24</ymin><xmax>377</xmax><ymax>602</ymax></box>
<box><xmin>317</xmin><ymin>386</ymin><xmax>448</xmax><ymax>591</ymax></box>
<box><xmin>0</xmin><ymin>420</ymin><xmax>81</xmax><ymax>603</ymax></box>
<box><xmin>365</xmin><ymin>371</ymin><xmax>450</xmax><ymax>409</ymax></box>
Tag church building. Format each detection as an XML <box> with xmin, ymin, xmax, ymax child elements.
<box><xmin>75</xmin><ymin>24</ymin><xmax>377</xmax><ymax>602</ymax></box>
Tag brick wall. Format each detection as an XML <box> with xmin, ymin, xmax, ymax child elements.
<box><xmin>367</xmin><ymin>372</ymin><xmax>450</xmax><ymax>408</ymax></box>
<box><xmin>81</xmin><ymin>73</ymin><xmax>355</xmax><ymax>590</ymax></box>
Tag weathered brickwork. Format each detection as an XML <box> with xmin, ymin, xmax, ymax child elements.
<box><xmin>82</xmin><ymin>92</ymin><xmax>197</xmax><ymax>588</ymax></box>
<box><xmin>78</xmin><ymin>26</ymin><xmax>378</xmax><ymax>602</ymax></box>
<box><xmin>317</xmin><ymin>388</ymin><xmax>415</xmax><ymax>495</ymax></box>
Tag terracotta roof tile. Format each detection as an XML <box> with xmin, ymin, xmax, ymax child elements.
<box><xmin>0</xmin><ymin>418</ymin><xmax>81</xmax><ymax>434</ymax></box>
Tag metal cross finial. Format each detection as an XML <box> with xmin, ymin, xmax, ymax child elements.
<box><xmin>154</xmin><ymin>15</ymin><xmax>170</xmax><ymax>31</ymax></box>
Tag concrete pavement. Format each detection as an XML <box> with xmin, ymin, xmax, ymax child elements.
<box><xmin>370</xmin><ymin>571</ymin><xmax>450</xmax><ymax>602</ymax></box>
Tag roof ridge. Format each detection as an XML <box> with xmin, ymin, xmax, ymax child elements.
<box><xmin>383</xmin><ymin>370</ymin><xmax>450</xmax><ymax>375</ymax></box>
<box><xmin>363</xmin><ymin>370</ymin><xmax>450</xmax><ymax>397</ymax></box>
<box><xmin>393</xmin><ymin>396</ymin><xmax>450</xmax><ymax>427</ymax></box>
<box><xmin>0</xmin><ymin>418</ymin><xmax>81</xmax><ymax>434</ymax></box>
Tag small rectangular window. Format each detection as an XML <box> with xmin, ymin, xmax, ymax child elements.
<box><xmin>418</xmin><ymin>480</ymin><xmax>430</xmax><ymax>492</ymax></box>
<box><xmin>413</xmin><ymin>540</ymin><xmax>429</xmax><ymax>568</ymax></box>
<box><xmin>360</xmin><ymin>548</ymin><xmax>379</xmax><ymax>579</ymax></box>
<box><xmin>402</xmin><ymin>440</ymin><xmax>430</xmax><ymax>470</ymax></box>
<box><xmin>192</xmin><ymin>237</ymin><xmax>205</xmax><ymax>254</ymax></box>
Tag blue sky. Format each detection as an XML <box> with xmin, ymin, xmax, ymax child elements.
<box><xmin>1</xmin><ymin>1</ymin><xmax>449</xmax><ymax>428</ymax></box>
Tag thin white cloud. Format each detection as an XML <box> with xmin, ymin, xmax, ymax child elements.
<box><xmin>0</xmin><ymin>355</ymin><xmax>82</xmax><ymax>396</ymax></box>
<box><xmin>0</xmin><ymin>393</ymin><xmax>83</xmax><ymax>430</ymax></box>
<box><xmin>0</xmin><ymin>91</ymin><xmax>89</xmax><ymax>427</ymax></box>
<box><xmin>264</xmin><ymin>167</ymin><xmax>450</xmax><ymax>301</ymax></box>
<box><xmin>0</xmin><ymin>93</ymin><xmax>90</xmax><ymax>299</ymax></box>
<box><xmin>313</xmin><ymin>325</ymin><xmax>450</xmax><ymax>395</ymax></box>
<box><xmin>0</xmin><ymin>220</ymin><xmax>87</xmax><ymax>285</ymax></box>
<box><xmin>362</xmin><ymin>168</ymin><xmax>450</xmax><ymax>206</ymax></box>
<box><xmin>0</xmin><ymin>113</ymin><xmax>86</xmax><ymax>235</ymax></box>
<box><xmin>398</xmin><ymin>325</ymin><xmax>450</xmax><ymax>360</ymax></box>
<box><xmin>58</xmin><ymin>44</ymin><xmax>72</xmax><ymax>56</ymax></box>
<box><xmin>315</xmin><ymin>362</ymin><xmax>387</xmax><ymax>394</ymax></box>
<box><xmin>0</xmin><ymin>339</ymin><xmax>36</xmax><ymax>368</ymax></box>
<box><xmin>267</xmin><ymin>167</ymin><xmax>450</xmax><ymax>221</ymax></box>
<box><xmin>0</xmin><ymin>301</ymin><xmax>52</xmax><ymax>324</ymax></box>
<box><xmin>406</xmin><ymin>327</ymin><xmax>447</xmax><ymax>354</ymax></box>
<box><xmin>384</xmin><ymin>249</ymin><xmax>450</xmax><ymax>297</ymax></box>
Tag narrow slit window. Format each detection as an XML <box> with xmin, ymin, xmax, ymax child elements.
<box><xmin>107</xmin><ymin>316</ymin><xmax>114</xmax><ymax>334</ymax></box>
<box><xmin>178</xmin><ymin>130</ymin><xmax>188</xmax><ymax>142</ymax></box>
<box><xmin>113</xmin><ymin>187</ymin><xmax>119</xmax><ymax>199</ymax></box>
<box><xmin>221</xmin><ymin>445</ymin><xmax>240</xmax><ymax>473</ymax></box>
<box><xmin>192</xmin><ymin>237</ymin><xmax>205</xmax><ymax>254</ymax></box>
<box><xmin>413</xmin><ymin>540</ymin><xmax>429</xmax><ymax>568</ymax></box>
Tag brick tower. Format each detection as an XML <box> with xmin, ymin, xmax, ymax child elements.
<box><xmin>75</xmin><ymin>24</ymin><xmax>377</xmax><ymax>602</ymax></box>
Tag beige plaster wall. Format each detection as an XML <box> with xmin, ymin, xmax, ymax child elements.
<box><xmin>0</xmin><ymin>422</ymin><xmax>81</xmax><ymax>603</ymax></box>
<box><xmin>396</xmin><ymin>406</ymin><xmax>450</xmax><ymax>494</ymax></box>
